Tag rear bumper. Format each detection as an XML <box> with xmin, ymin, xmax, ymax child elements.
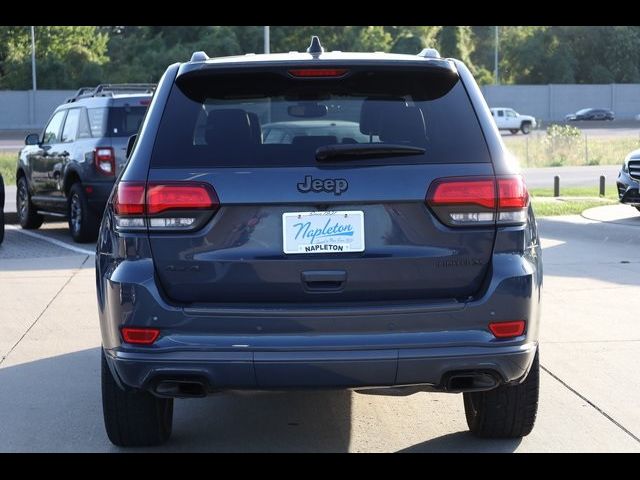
<box><xmin>84</xmin><ymin>182</ymin><xmax>114</xmax><ymax>216</ymax></box>
<box><xmin>98</xmin><ymin>244</ymin><xmax>542</xmax><ymax>393</ymax></box>
<box><xmin>105</xmin><ymin>342</ymin><xmax>538</xmax><ymax>392</ymax></box>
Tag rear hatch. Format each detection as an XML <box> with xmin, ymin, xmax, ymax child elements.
<box><xmin>88</xmin><ymin>99</ymin><xmax>150</xmax><ymax>175</ymax></box>
<box><xmin>135</xmin><ymin>62</ymin><xmax>498</xmax><ymax>304</ymax></box>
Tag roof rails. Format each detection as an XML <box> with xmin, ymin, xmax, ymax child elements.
<box><xmin>66</xmin><ymin>83</ymin><xmax>157</xmax><ymax>103</ymax></box>
<box><xmin>190</xmin><ymin>51</ymin><xmax>209</xmax><ymax>62</ymax></box>
<box><xmin>417</xmin><ymin>48</ymin><xmax>441</xmax><ymax>59</ymax></box>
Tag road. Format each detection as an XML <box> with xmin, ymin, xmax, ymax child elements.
<box><xmin>0</xmin><ymin>209</ymin><xmax>639</xmax><ymax>452</ymax></box>
<box><xmin>522</xmin><ymin>165</ymin><xmax>620</xmax><ymax>190</ymax></box>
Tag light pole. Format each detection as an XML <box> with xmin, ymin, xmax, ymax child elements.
<box><xmin>264</xmin><ymin>26</ymin><xmax>270</xmax><ymax>54</ymax></box>
<box><xmin>494</xmin><ymin>25</ymin><xmax>499</xmax><ymax>85</ymax></box>
<box><xmin>30</xmin><ymin>26</ymin><xmax>37</xmax><ymax>127</ymax></box>
<box><xmin>31</xmin><ymin>26</ymin><xmax>37</xmax><ymax>91</ymax></box>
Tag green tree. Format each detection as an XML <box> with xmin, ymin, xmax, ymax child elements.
<box><xmin>0</xmin><ymin>26</ymin><xmax>108</xmax><ymax>89</ymax></box>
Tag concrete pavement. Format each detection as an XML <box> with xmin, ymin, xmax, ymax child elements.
<box><xmin>0</xmin><ymin>214</ymin><xmax>639</xmax><ymax>452</ymax></box>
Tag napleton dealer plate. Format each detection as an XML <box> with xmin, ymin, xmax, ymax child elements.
<box><xmin>282</xmin><ymin>211</ymin><xmax>365</xmax><ymax>254</ymax></box>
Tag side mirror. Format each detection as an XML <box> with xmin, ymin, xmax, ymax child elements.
<box><xmin>126</xmin><ymin>134</ymin><xmax>137</xmax><ymax>159</ymax></box>
<box><xmin>25</xmin><ymin>133</ymin><xmax>39</xmax><ymax>146</ymax></box>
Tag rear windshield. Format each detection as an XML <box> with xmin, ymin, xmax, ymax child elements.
<box><xmin>88</xmin><ymin>106</ymin><xmax>147</xmax><ymax>138</ymax></box>
<box><xmin>151</xmin><ymin>67</ymin><xmax>490</xmax><ymax>168</ymax></box>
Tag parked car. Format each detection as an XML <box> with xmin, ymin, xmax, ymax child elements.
<box><xmin>0</xmin><ymin>172</ymin><xmax>4</xmax><ymax>245</ymax></box>
<box><xmin>617</xmin><ymin>149</ymin><xmax>640</xmax><ymax>212</ymax></box>
<box><xmin>97</xmin><ymin>38</ymin><xmax>542</xmax><ymax>446</ymax></box>
<box><xmin>16</xmin><ymin>84</ymin><xmax>155</xmax><ymax>242</ymax></box>
<box><xmin>565</xmin><ymin>108</ymin><xmax>614</xmax><ymax>121</ymax></box>
<box><xmin>262</xmin><ymin>120</ymin><xmax>372</xmax><ymax>144</ymax></box>
<box><xmin>489</xmin><ymin>107</ymin><xmax>537</xmax><ymax>134</ymax></box>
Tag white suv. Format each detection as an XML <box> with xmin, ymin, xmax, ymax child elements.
<box><xmin>490</xmin><ymin>107</ymin><xmax>536</xmax><ymax>135</ymax></box>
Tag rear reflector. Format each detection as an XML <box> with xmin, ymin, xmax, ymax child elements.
<box><xmin>121</xmin><ymin>327</ymin><xmax>160</xmax><ymax>345</ymax></box>
<box><xmin>288</xmin><ymin>68</ymin><xmax>348</xmax><ymax>77</ymax></box>
<box><xmin>489</xmin><ymin>321</ymin><xmax>526</xmax><ymax>338</ymax></box>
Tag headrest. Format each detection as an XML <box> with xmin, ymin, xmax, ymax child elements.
<box><xmin>359</xmin><ymin>97</ymin><xmax>407</xmax><ymax>135</ymax></box>
<box><xmin>205</xmin><ymin>109</ymin><xmax>254</xmax><ymax>146</ymax></box>
<box><xmin>378</xmin><ymin>105</ymin><xmax>426</xmax><ymax>145</ymax></box>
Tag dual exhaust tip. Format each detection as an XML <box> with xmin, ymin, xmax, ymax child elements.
<box><xmin>443</xmin><ymin>371</ymin><xmax>499</xmax><ymax>393</ymax></box>
<box><xmin>154</xmin><ymin>378</ymin><xmax>208</xmax><ymax>398</ymax></box>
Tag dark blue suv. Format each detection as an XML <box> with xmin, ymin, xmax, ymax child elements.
<box><xmin>97</xmin><ymin>38</ymin><xmax>542</xmax><ymax>447</ymax></box>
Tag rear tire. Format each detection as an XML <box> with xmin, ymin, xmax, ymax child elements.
<box><xmin>520</xmin><ymin>122</ymin><xmax>532</xmax><ymax>135</ymax></box>
<box><xmin>463</xmin><ymin>349</ymin><xmax>539</xmax><ymax>438</ymax></box>
<box><xmin>16</xmin><ymin>176</ymin><xmax>43</xmax><ymax>229</ymax></box>
<box><xmin>101</xmin><ymin>349</ymin><xmax>173</xmax><ymax>447</ymax></box>
<box><xmin>509</xmin><ymin>129</ymin><xmax>519</xmax><ymax>134</ymax></box>
<box><xmin>68</xmin><ymin>183</ymin><xmax>98</xmax><ymax>243</ymax></box>
<box><xmin>635</xmin><ymin>206</ymin><xmax>640</xmax><ymax>214</ymax></box>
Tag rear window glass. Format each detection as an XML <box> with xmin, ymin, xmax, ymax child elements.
<box><xmin>88</xmin><ymin>106</ymin><xmax>147</xmax><ymax>138</ymax></box>
<box><xmin>151</xmin><ymin>68</ymin><xmax>491</xmax><ymax>167</ymax></box>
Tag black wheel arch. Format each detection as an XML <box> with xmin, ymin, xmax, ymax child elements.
<box><xmin>63</xmin><ymin>168</ymin><xmax>82</xmax><ymax>198</ymax></box>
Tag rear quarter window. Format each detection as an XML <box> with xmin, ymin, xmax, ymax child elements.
<box><xmin>88</xmin><ymin>106</ymin><xmax>147</xmax><ymax>138</ymax></box>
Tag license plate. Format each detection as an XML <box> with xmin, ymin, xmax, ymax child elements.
<box><xmin>282</xmin><ymin>211</ymin><xmax>365</xmax><ymax>254</ymax></box>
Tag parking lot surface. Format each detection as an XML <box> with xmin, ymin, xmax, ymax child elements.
<box><xmin>1</xmin><ymin>209</ymin><xmax>639</xmax><ymax>452</ymax></box>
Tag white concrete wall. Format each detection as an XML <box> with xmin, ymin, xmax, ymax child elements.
<box><xmin>0</xmin><ymin>90</ymin><xmax>76</xmax><ymax>130</ymax></box>
<box><xmin>481</xmin><ymin>84</ymin><xmax>640</xmax><ymax>121</ymax></box>
<box><xmin>1</xmin><ymin>85</ymin><xmax>640</xmax><ymax>130</ymax></box>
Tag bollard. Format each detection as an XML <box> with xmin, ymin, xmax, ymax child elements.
<box><xmin>599</xmin><ymin>175</ymin><xmax>606</xmax><ymax>197</ymax></box>
<box><xmin>554</xmin><ymin>175</ymin><xmax>560</xmax><ymax>197</ymax></box>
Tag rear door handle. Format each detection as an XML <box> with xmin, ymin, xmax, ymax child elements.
<box><xmin>301</xmin><ymin>270</ymin><xmax>347</xmax><ymax>292</ymax></box>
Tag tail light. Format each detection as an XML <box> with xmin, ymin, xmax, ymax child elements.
<box><xmin>94</xmin><ymin>147</ymin><xmax>115</xmax><ymax>176</ymax></box>
<box><xmin>497</xmin><ymin>177</ymin><xmax>529</xmax><ymax>224</ymax></box>
<box><xmin>489</xmin><ymin>320</ymin><xmax>526</xmax><ymax>339</ymax></box>
<box><xmin>113</xmin><ymin>181</ymin><xmax>219</xmax><ymax>232</ymax></box>
<box><xmin>121</xmin><ymin>327</ymin><xmax>160</xmax><ymax>345</ymax></box>
<box><xmin>426</xmin><ymin>175</ymin><xmax>529</xmax><ymax>227</ymax></box>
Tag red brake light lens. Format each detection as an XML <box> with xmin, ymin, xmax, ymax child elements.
<box><xmin>146</xmin><ymin>183</ymin><xmax>218</xmax><ymax>215</ymax></box>
<box><xmin>114</xmin><ymin>182</ymin><xmax>145</xmax><ymax>215</ymax></box>
<box><xmin>427</xmin><ymin>178</ymin><xmax>496</xmax><ymax>209</ymax></box>
<box><xmin>121</xmin><ymin>327</ymin><xmax>160</xmax><ymax>345</ymax></box>
<box><xmin>288</xmin><ymin>68</ymin><xmax>348</xmax><ymax>78</ymax></box>
<box><xmin>426</xmin><ymin>176</ymin><xmax>530</xmax><ymax>227</ymax></box>
<box><xmin>94</xmin><ymin>147</ymin><xmax>115</xmax><ymax>176</ymax></box>
<box><xmin>498</xmin><ymin>176</ymin><xmax>529</xmax><ymax>209</ymax></box>
<box><xmin>489</xmin><ymin>321</ymin><xmax>526</xmax><ymax>339</ymax></box>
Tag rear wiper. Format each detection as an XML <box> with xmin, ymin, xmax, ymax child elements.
<box><xmin>315</xmin><ymin>144</ymin><xmax>425</xmax><ymax>162</ymax></box>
